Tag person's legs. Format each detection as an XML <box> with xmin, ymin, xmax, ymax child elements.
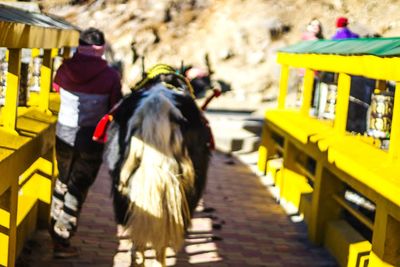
<box><xmin>49</xmin><ymin>138</ymin><xmax>80</xmax><ymax>258</ymax></box>
<box><xmin>51</xmin><ymin>143</ymin><xmax>103</xmax><ymax>257</ymax></box>
<box><xmin>50</xmin><ymin>138</ymin><xmax>75</xmax><ymax>242</ymax></box>
<box><xmin>54</xmin><ymin>149</ymin><xmax>103</xmax><ymax>235</ymax></box>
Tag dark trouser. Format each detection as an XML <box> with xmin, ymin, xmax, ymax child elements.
<box><xmin>50</xmin><ymin>137</ymin><xmax>103</xmax><ymax>245</ymax></box>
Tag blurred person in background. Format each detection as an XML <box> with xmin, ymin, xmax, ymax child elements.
<box><xmin>296</xmin><ymin>18</ymin><xmax>324</xmax><ymax>109</ymax></box>
<box><xmin>331</xmin><ymin>17</ymin><xmax>374</xmax><ymax>134</ymax></box>
<box><xmin>302</xmin><ymin>18</ymin><xmax>324</xmax><ymax>40</ymax></box>
<box><xmin>332</xmin><ymin>16</ymin><xmax>359</xmax><ymax>40</ymax></box>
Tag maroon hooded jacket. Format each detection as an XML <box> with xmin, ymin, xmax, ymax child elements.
<box><xmin>54</xmin><ymin>52</ymin><xmax>122</xmax><ymax>149</ymax></box>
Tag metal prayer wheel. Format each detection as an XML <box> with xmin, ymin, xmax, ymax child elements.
<box><xmin>53</xmin><ymin>56</ymin><xmax>63</xmax><ymax>75</ymax></box>
<box><xmin>367</xmin><ymin>90</ymin><xmax>394</xmax><ymax>139</ymax></box>
<box><xmin>322</xmin><ymin>84</ymin><xmax>337</xmax><ymax>120</ymax></box>
<box><xmin>18</xmin><ymin>62</ymin><xmax>29</xmax><ymax>106</ymax></box>
<box><xmin>0</xmin><ymin>57</ymin><xmax>7</xmax><ymax>106</ymax></box>
<box><xmin>295</xmin><ymin>81</ymin><xmax>303</xmax><ymax>107</ymax></box>
<box><xmin>29</xmin><ymin>56</ymin><xmax>42</xmax><ymax>92</ymax></box>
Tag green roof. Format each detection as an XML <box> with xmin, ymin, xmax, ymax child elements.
<box><xmin>279</xmin><ymin>38</ymin><xmax>400</xmax><ymax>57</ymax></box>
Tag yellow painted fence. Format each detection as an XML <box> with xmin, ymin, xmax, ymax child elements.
<box><xmin>0</xmin><ymin>6</ymin><xmax>79</xmax><ymax>266</ymax></box>
<box><xmin>258</xmin><ymin>48</ymin><xmax>400</xmax><ymax>267</ymax></box>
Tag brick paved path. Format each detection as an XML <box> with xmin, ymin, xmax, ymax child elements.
<box><xmin>17</xmin><ymin>152</ymin><xmax>337</xmax><ymax>267</ymax></box>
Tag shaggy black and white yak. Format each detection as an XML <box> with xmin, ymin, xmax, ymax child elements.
<box><xmin>102</xmin><ymin>64</ymin><xmax>212</xmax><ymax>266</ymax></box>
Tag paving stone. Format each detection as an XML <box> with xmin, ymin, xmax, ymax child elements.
<box><xmin>17</xmin><ymin>152</ymin><xmax>338</xmax><ymax>266</ymax></box>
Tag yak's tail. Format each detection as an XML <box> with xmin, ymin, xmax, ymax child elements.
<box><xmin>120</xmin><ymin>84</ymin><xmax>194</xmax><ymax>252</ymax></box>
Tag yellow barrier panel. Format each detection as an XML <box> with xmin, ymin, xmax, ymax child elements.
<box><xmin>0</xmin><ymin>208</ymin><xmax>10</xmax><ymax>229</ymax></box>
<box><xmin>0</xmin><ymin>232</ymin><xmax>8</xmax><ymax>266</ymax></box>
<box><xmin>266</xmin><ymin>158</ymin><xmax>283</xmax><ymax>185</ymax></box>
<box><xmin>39</xmin><ymin>49</ymin><xmax>56</xmax><ymax>113</ymax></box>
<box><xmin>257</xmin><ymin>121</ymin><xmax>280</xmax><ymax>174</ymax></box>
<box><xmin>369</xmin><ymin>252</ymin><xmax>395</xmax><ymax>267</ymax></box>
<box><xmin>17</xmin><ymin>157</ymin><xmax>54</xmax><ymax>226</ymax></box>
<box><xmin>324</xmin><ymin>220</ymin><xmax>371</xmax><ymax>267</ymax></box>
<box><xmin>300</xmin><ymin>68</ymin><xmax>315</xmax><ymax>116</ymax></box>
<box><xmin>0</xmin><ymin>116</ymin><xmax>57</xmax><ymax>266</ymax></box>
<box><xmin>347</xmin><ymin>241</ymin><xmax>372</xmax><ymax>267</ymax></box>
<box><xmin>277</xmin><ymin>65</ymin><xmax>289</xmax><ymax>109</ymax></box>
<box><xmin>277</xmin><ymin>53</ymin><xmax>400</xmax><ymax>81</ymax></box>
<box><xmin>334</xmin><ymin>73</ymin><xmax>351</xmax><ymax>134</ymax></box>
<box><xmin>31</xmin><ymin>48</ymin><xmax>41</xmax><ymax>58</ymax></box>
<box><xmin>8</xmin><ymin>182</ymin><xmax>18</xmax><ymax>267</ymax></box>
<box><xmin>257</xmin><ymin>144</ymin><xmax>268</xmax><ymax>174</ymax></box>
<box><xmin>19</xmin><ymin>157</ymin><xmax>54</xmax><ymax>186</ymax></box>
<box><xmin>0</xmin><ymin>37</ymin><xmax>73</xmax><ymax>267</ymax></box>
<box><xmin>259</xmin><ymin>39</ymin><xmax>400</xmax><ymax>267</ymax></box>
<box><xmin>389</xmin><ymin>82</ymin><xmax>400</xmax><ymax>161</ymax></box>
<box><xmin>280</xmin><ymin>169</ymin><xmax>313</xmax><ymax>208</ymax></box>
<box><xmin>0</xmin><ymin>6</ymin><xmax>78</xmax><ymax>265</ymax></box>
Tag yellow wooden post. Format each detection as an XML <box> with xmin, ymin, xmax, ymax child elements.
<box><xmin>334</xmin><ymin>73</ymin><xmax>351</xmax><ymax>134</ymax></box>
<box><xmin>257</xmin><ymin>123</ymin><xmax>269</xmax><ymax>174</ymax></box>
<box><xmin>371</xmin><ymin>202</ymin><xmax>400</xmax><ymax>267</ymax></box>
<box><xmin>36</xmin><ymin>148</ymin><xmax>57</xmax><ymax>228</ymax></box>
<box><xmin>347</xmin><ymin>241</ymin><xmax>372</xmax><ymax>267</ymax></box>
<box><xmin>39</xmin><ymin>49</ymin><xmax>57</xmax><ymax>113</ymax></box>
<box><xmin>280</xmin><ymin>139</ymin><xmax>297</xmax><ymax>203</ymax></box>
<box><xmin>257</xmin><ymin>123</ymin><xmax>277</xmax><ymax>174</ymax></box>
<box><xmin>389</xmin><ymin>82</ymin><xmax>400</xmax><ymax>161</ymax></box>
<box><xmin>300</xmin><ymin>68</ymin><xmax>315</xmax><ymax>116</ymax></box>
<box><xmin>369</xmin><ymin>252</ymin><xmax>396</xmax><ymax>267</ymax></box>
<box><xmin>277</xmin><ymin>64</ymin><xmax>289</xmax><ymax>109</ymax></box>
<box><xmin>2</xmin><ymin>49</ymin><xmax>21</xmax><ymax>135</ymax></box>
<box><xmin>7</xmin><ymin>181</ymin><xmax>18</xmax><ymax>267</ymax></box>
<box><xmin>62</xmin><ymin>47</ymin><xmax>71</xmax><ymax>59</ymax></box>
<box><xmin>308</xmin><ymin>163</ymin><xmax>345</xmax><ymax>245</ymax></box>
<box><xmin>376</xmin><ymin>80</ymin><xmax>387</xmax><ymax>91</ymax></box>
<box><xmin>31</xmin><ymin>48</ymin><xmax>40</xmax><ymax>58</ymax></box>
<box><xmin>32</xmin><ymin>48</ymin><xmax>41</xmax><ymax>94</ymax></box>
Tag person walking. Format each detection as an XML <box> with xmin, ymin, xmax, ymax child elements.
<box><xmin>49</xmin><ymin>27</ymin><xmax>122</xmax><ymax>258</ymax></box>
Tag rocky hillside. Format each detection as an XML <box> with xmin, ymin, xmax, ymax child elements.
<box><xmin>42</xmin><ymin>0</ymin><xmax>400</xmax><ymax>111</ymax></box>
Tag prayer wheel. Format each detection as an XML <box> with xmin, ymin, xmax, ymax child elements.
<box><xmin>18</xmin><ymin>62</ymin><xmax>29</xmax><ymax>106</ymax></box>
<box><xmin>29</xmin><ymin>56</ymin><xmax>42</xmax><ymax>92</ymax></box>
<box><xmin>367</xmin><ymin>90</ymin><xmax>394</xmax><ymax>139</ymax></box>
<box><xmin>0</xmin><ymin>56</ymin><xmax>7</xmax><ymax>106</ymax></box>
<box><xmin>322</xmin><ymin>84</ymin><xmax>337</xmax><ymax>120</ymax></box>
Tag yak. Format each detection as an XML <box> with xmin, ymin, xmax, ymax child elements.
<box><xmin>102</xmin><ymin>64</ymin><xmax>212</xmax><ymax>266</ymax></box>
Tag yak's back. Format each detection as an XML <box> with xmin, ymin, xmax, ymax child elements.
<box><xmin>104</xmin><ymin>85</ymin><xmax>211</xmax><ymax>207</ymax></box>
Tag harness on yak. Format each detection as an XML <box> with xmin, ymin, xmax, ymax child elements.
<box><xmin>93</xmin><ymin>63</ymin><xmax>216</xmax><ymax>150</ymax></box>
<box><xmin>93</xmin><ymin>64</ymin><xmax>188</xmax><ymax>143</ymax></box>
<box><xmin>132</xmin><ymin>63</ymin><xmax>195</xmax><ymax>97</ymax></box>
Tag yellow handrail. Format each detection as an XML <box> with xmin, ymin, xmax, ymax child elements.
<box><xmin>259</xmin><ymin>45</ymin><xmax>400</xmax><ymax>267</ymax></box>
<box><xmin>0</xmin><ymin>6</ymin><xmax>79</xmax><ymax>266</ymax></box>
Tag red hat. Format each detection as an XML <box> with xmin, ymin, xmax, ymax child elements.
<box><xmin>336</xmin><ymin>17</ymin><xmax>348</xmax><ymax>28</ymax></box>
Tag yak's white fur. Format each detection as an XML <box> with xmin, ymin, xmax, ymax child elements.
<box><xmin>119</xmin><ymin>84</ymin><xmax>194</xmax><ymax>263</ymax></box>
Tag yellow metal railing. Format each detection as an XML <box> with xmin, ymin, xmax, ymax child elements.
<box><xmin>258</xmin><ymin>50</ymin><xmax>400</xmax><ymax>267</ymax></box>
<box><xmin>0</xmin><ymin>7</ymin><xmax>78</xmax><ymax>266</ymax></box>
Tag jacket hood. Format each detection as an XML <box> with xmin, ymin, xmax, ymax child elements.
<box><xmin>56</xmin><ymin>52</ymin><xmax>108</xmax><ymax>85</ymax></box>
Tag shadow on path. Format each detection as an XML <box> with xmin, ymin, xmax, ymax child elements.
<box><xmin>17</xmin><ymin>152</ymin><xmax>338</xmax><ymax>267</ymax></box>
